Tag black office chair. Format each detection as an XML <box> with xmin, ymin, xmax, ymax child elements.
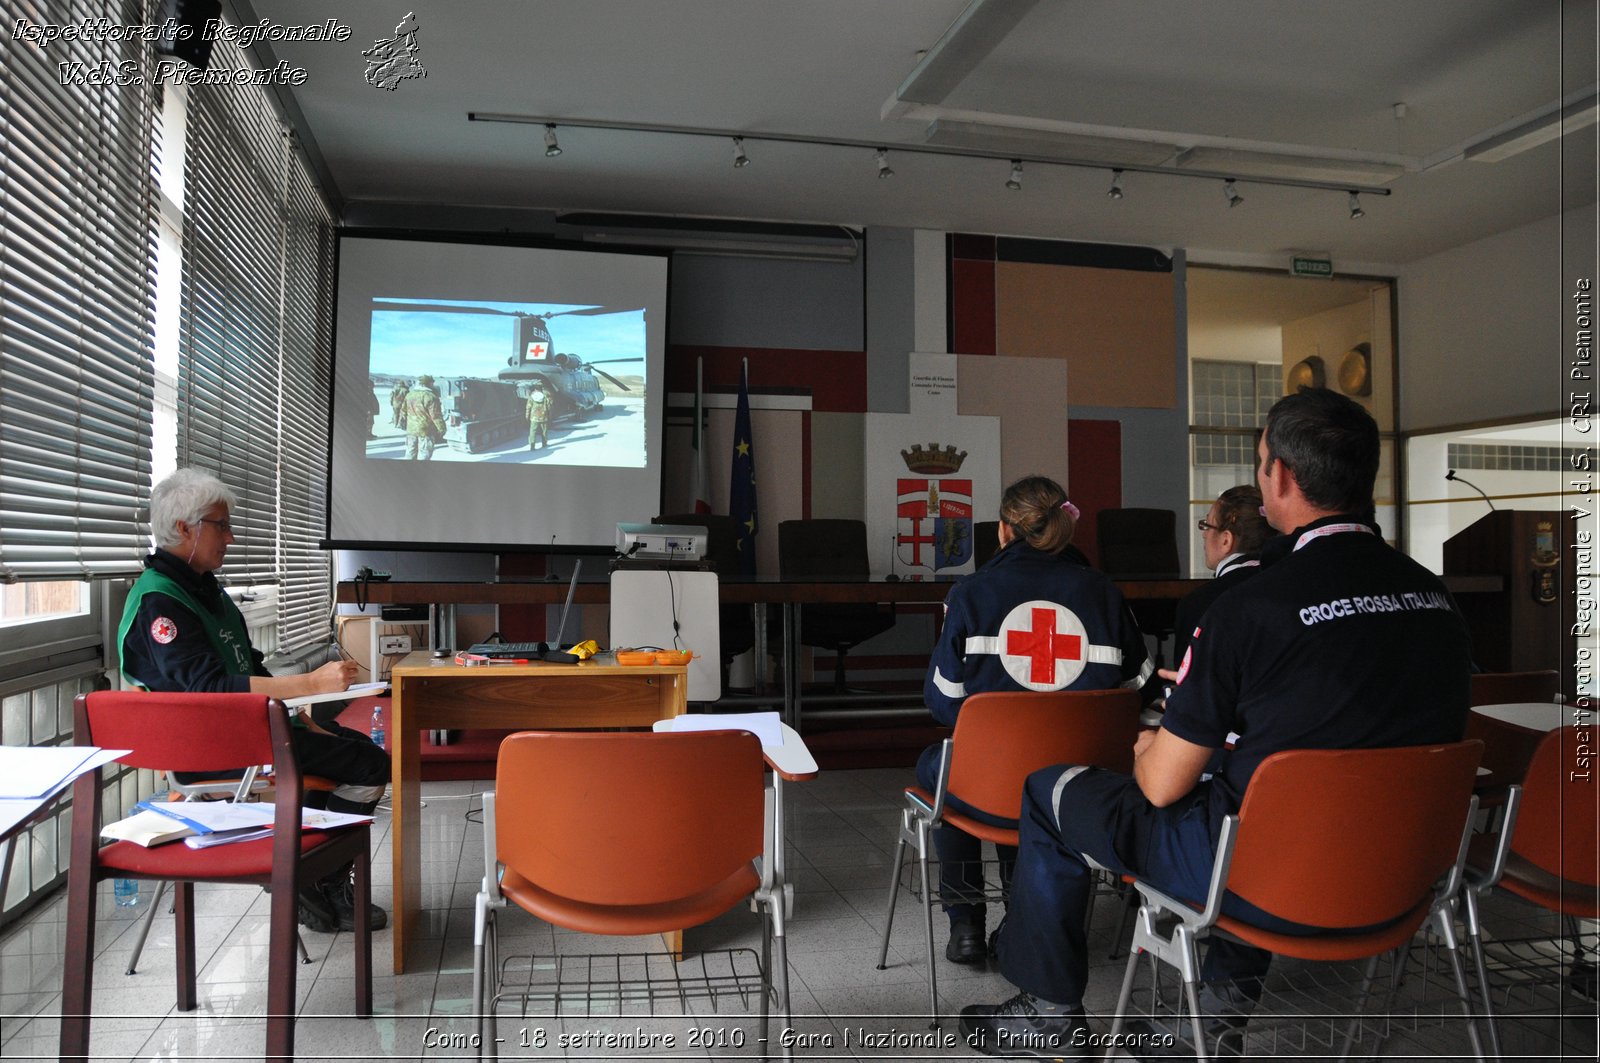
<box><xmin>778</xmin><ymin>519</ymin><xmax>895</xmax><ymax>693</ymax></box>
<box><xmin>972</xmin><ymin>520</ymin><xmax>1000</xmax><ymax>568</ymax></box>
<box><xmin>1095</xmin><ymin>507</ymin><xmax>1180</xmax><ymax>666</ymax></box>
<box><xmin>655</xmin><ymin>513</ymin><xmax>757</xmax><ymax>686</ymax></box>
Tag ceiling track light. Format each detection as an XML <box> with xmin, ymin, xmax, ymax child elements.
<box><xmin>1347</xmin><ymin>190</ymin><xmax>1365</xmax><ymax>220</ymax></box>
<box><xmin>470</xmin><ymin>114</ymin><xmax>1398</xmax><ymax>203</ymax></box>
<box><xmin>1005</xmin><ymin>158</ymin><xmax>1023</xmax><ymax>191</ymax></box>
<box><xmin>732</xmin><ymin>136</ymin><xmax>750</xmax><ymax>168</ymax></box>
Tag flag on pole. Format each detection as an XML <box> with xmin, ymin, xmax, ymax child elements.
<box><xmin>729</xmin><ymin>358</ymin><xmax>759</xmax><ymax>575</ymax></box>
<box><xmin>691</xmin><ymin>358</ymin><xmax>711</xmax><ymax>514</ymax></box>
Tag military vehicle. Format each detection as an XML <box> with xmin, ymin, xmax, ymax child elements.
<box><xmin>372</xmin><ymin>300</ymin><xmax>644</xmax><ymax>453</ymax></box>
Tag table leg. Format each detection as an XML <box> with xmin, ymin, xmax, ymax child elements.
<box><xmin>782</xmin><ymin>603</ymin><xmax>799</xmax><ymax>732</ymax></box>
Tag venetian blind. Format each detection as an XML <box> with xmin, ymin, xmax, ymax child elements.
<box><xmin>277</xmin><ymin>145</ymin><xmax>335</xmax><ymax>650</ymax></box>
<box><xmin>0</xmin><ymin>0</ymin><xmax>157</xmax><ymax>581</ymax></box>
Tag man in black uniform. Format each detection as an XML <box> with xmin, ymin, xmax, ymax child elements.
<box><xmin>959</xmin><ymin>388</ymin><xmax>1473</xmax><ymax>1056</ymax></box>
<box><xmin>119</xmin><ymin>468</ymin><xmax>391</xmax><ymax>934</ymax></box>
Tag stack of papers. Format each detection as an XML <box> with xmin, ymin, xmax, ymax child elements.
<box><xmin>0</xmin><ymin>746</ymin><xmax>129</xmax><ymax>842</ymax></box>
<box><xmin>100</xmin><ymin>800</ymin><xmax>374</xmax><ymax>849</ymax></box>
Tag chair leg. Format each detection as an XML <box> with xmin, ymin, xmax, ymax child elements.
<box><xmin>769</xmin><ymin>885</ymin><xmax>793</xmax><ymax>1061</ymax></box>
<box><xmin>1110</xmin><ymin>879</ymin><xmax>1138</xmax><ymax>959</ymax></box>
<box><xmin>1435</xmin><ymin>909</ymin><xmax>1489</xmax><ymax>1062</ymax></box>
<box><xmin>916</xmin><ymin>823</ymin><xmax>940</xmax><ymax>1026</ymax></box>
<box><xmin>125</xmin><ymin>879</ymin><xmax>169</xmax><ymax>975</ymax></box>
<box><xmin>266</xmin><ymin>872</ymin><xmax>300</xmax><ymax>1061</ymax></box>
<box><xmin>1106</xmin><ymin>939</ymin><xmax>1143</xmax><ymax>1043</ymax></box>
<box><xmin>1463</xmin><ymin>891</ymin><xmax>1504</xmax><ymax>1063</ymax></box>
<box><xmin>353</xmin><ymin>845</ymin><xmax>372</xmax><ymax>1017</ymax></box>
<box><xmin>1337</xmin><ymin>952</ymin><xmax>1383</xmax><ymax>1059</ymax></box>
<box><xmin>473</xmin><ymin>900</ymin><xmax>493</xmax><ymax>1061</ymax></box>
<box><xmin>875</xmin><ymin>823</ymin><xmax>909</xmax><ymax>970</ymax></box>
<box><xmin>58</xmin><ymin>868</ymin><xmax>98</xmax><ymax>1060</ymax></box>
<box><xmin>174</xmin><ymin>881</ymin><xmax>197</xmax><ymax>1011</ymax></box>
<box><xmin>297</xmin><ymin>929</ymin><xmax>311</xmax><ymax>964</ymax></box>
<box><xmin>1181</xmin><ymin>973</ymin><xmax>1210</xmax><ymax>1063</ymax></box>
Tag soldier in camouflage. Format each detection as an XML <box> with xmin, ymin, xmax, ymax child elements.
<box><xmin>526</xmin><ymin>383</ymin><xmax>553</xmax><ymax>450</ymax></box>
<box><xmin>390</xmin><ymin>380</ymin><xmax>410</xmax><ymax>428</ymax></box>
<box><xmin>404</xmin><ymin>375</ymin><xmax>447</xmax><ymax>460</ymax></box>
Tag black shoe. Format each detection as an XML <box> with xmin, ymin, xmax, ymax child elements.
<box><xmin>319</xmin><ymin>874</ymin><xmax>388</xmax><ymax>932</ymax></box>
<box><xmin>959</xmin><ymin>992</ymin><xmax>1088</xmax><ymax>1058</ymax></box>
<box><xmin>1120</xmin><ymin>1016</ymin><xmax>1246</xmax><ymax>1059</ymax></box>
<box><xmin>297</xmin><ymin>885</ymin><xmax>338</xmax><ymax>933</ymax></box>
<box><xmin>946</xmin><ymin>920</ymin><xmax>987</xmax><ymax>965</ymax></box>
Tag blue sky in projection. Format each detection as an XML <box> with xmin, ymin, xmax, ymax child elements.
<box><xmin>369</xmin><ymin>299</ymin><xmax>646</xmax><ymax>378</ymax></box>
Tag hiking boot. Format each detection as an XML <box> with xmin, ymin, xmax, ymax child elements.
<box><xmin>320</xmin><ymin>872</ymin><xmax>387</xmax><ymax>932</ymax></box>
<box><xmin>959</xmin><ymin>991</ymin><xmax>1089</xmax><ymax>1058</ymax></box>
<box><xmin>297</xmin><ymin>885</ymin><xmax>338</xmax><ymax>933</ymax></box>
<box><xmin>947</xmin><ymin>919</ymin><xmax>987</xmax><ymax>965</ymax></box>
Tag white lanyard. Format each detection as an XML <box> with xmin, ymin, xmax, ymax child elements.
<box><xmin>1293</xmin><ymin>522</ymin><xmax>1373</xmax><ymax>552</ymax></box>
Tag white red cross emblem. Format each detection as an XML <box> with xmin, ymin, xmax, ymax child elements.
<box><xmin>526</xmin><ymin>341</ymin><xmax>548</xmax><ymax>359</ymax></box>
<box><xmin>150</xmin><ymin>616</ymin><xmax>178</xmax><ymax>644</ymax></box>
<box><xmin>998</xmin><ymin>600</ymin><xmax>1088</xmax><ymax>689</ymax></box>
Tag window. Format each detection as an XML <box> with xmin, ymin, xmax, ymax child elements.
<box><xmin>0</xmin><ymin>0</ymin><xmax>157</xmax><ymax>582</ymax></box>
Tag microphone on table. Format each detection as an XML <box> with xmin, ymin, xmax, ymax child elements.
<box><xmin>545</xmin><ymin>534</ymin><xmax>560</xmax><ymax>580</ymax></box>
<box><xmin>885</xmin><ymin>533</ymin><xmax>900</xmax><ymax>582</ymax></box>
<box><xmin>1445</xmin><ymin>470</ymin><xmax>1496</xmax><ymax>513</ymax></box>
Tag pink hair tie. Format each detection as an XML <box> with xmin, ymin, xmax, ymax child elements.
<box><xmin>1061</xmin><ymin>500</ymin><xmax>1080</xmax><ymax>520</ymax></box>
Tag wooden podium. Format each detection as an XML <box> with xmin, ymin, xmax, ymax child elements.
<box><xmin>1442</xmin><ymin>510</ymin><xmax>1572</xmax><ymax>698</ymax></box>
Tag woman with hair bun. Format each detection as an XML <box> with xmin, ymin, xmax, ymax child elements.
<box><xmin>920</xmin><ymin>475</ymin><xmax>1152</xmax><ymax>966</ymax></box>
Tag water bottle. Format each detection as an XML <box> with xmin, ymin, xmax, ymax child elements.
<box><xmin>369</xmin><ymin>703</ymin><xmax>385</xmax><ymax>749</ymax></box>
<box><xmin>114</xmin><ymin>876</ymin><xmax>138</xmax><ymax>907</ymax></box>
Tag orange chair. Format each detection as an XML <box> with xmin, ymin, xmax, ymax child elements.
<box><xmin>472</xmin><ymin>730</ymin><xmax>791</xmax><ymax>1060</ymax></box>
<box><xmin>60</xmin><ymin>692</ymin><xmax>372</xmax><ymax>1062</ymax></box>
<box><xmin>874</xmin><ymin>688</ymin><xmax>1141</xmax><ymax>1018</ymax></box>
<box><xmin>1104</xmin><ymin>741</ymin><xmax>1486</xmax><ymax>1061</ymax></box>
<box><xmin>1460</xmin><ymin>726</ymin><xmax>1599</xmax><ymax>1061</ymax></box>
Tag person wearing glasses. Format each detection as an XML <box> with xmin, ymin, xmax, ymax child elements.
<box><xmin>1172</xmin><ymin>485</ymin><xmax>1272</xmax><ymax>666</ymax></box>
<box><xmin>118</xmin><ymin>467</ymin><xmax>390</xmax><ymax>935</ymax></box>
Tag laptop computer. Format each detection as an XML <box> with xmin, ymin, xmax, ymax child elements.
<box><xmin>466</xmin><ymin>561</ymin><xmax>582</xmax><ymax>661</ymax></box>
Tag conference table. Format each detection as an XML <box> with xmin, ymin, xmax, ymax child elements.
<box><xmin>386</xmin><ymin>651</ymin><xmax>689</xmax><ymax>973</ymax></box>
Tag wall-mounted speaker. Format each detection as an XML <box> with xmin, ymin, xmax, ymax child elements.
<box><xmin>153</xmin><ymin>0</ymin><xmax>223</xmax><ymax>72</ymax></box>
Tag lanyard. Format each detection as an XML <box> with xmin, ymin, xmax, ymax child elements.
<box><xmin>1293</xmin><ymin>522</ymin><xmax>1374</xmax><ymax>552</ymax></box>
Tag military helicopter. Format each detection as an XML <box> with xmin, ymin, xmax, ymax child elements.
<box><xmin>372</xmin><ymin>299</ymin><xmax>645</xmax><ymax>453</ymax></box>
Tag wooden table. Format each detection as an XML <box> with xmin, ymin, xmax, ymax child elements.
<box><xmin>387</xmin><ymin>652</ymin><xmax>688</xmax><ymax>973</ymax></box>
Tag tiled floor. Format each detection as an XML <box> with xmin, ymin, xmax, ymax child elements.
<box><xmin>1</xmin><ymin>768</ymin><xmax>1595</xmax><ymax>1060</ymax></box>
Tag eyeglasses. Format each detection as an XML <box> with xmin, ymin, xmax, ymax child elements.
<box><xmin>1196</xmin><ymin>519</ymin><xmax>1223</xmax><ymax>533</ymax></box>
<box><xmin>196</xmin><ymin>518</ymin><xmax>233</xmax><ymax>534</ymax></box>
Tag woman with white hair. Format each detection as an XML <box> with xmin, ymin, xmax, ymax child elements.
<box><xmin>118</xmin><ymin>467</ymin><xmax>390</xmax><ymax>934</ymax></box>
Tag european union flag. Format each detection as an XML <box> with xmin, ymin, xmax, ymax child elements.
<box><xmin>729</xmin><ymin>360</ymin><xmax>758</xmax><ymax>575</ymax></box>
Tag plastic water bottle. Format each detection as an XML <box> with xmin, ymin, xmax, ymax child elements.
<box><xmin>114</xmin><ymin>876</ymin><xmax>138</xmax><ymax>907</ymax></box>
<box><xmin>369</xmin><ymin>703</ymin><xmax>385</xmax><ymax>749</ymax></box>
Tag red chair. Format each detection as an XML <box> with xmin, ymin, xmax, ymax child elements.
<box><xmin>874</xmin><ymin>688</ymin><xmax>1141</xmax><ymax>1018</ymax></box>
<box><xmin>1460</xmin><ymin>725</ymin><xmax>1599</xmax><ymax>1061</ymax></box>
<box><xmin>1466</xmin><ymin>670</ymin><xmax>1561</xmax><ymax>795</ymax></box>
<box><xmin>61</xmin><ymin>692</ymin><xmax>373</xmax><ymax>1062</ymax></box>
<box><xmin>1105</xmin><ymin>741</ymin><xmax>1486</xmax><ymax>1061</ymax></box>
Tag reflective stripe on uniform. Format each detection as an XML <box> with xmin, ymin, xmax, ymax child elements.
<box><xmin>1050</xmin><ymin>765</ymin><xmax>1092</xmax><ymax>829</ymax></box>
<box><xmin>932</xmin><ymin>667</ymin><xmax>966</xmax><ymax>699</ymax></box>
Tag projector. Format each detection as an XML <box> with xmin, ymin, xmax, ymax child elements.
<box><xmin>615</xmin><ymin>523</ymin><xmax>707</xmax><ymax>561</ymax></box>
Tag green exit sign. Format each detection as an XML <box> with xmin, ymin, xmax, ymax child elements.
<box><xmin>1291</xmin><ymin>256</ymin><xmax>1334</xmax><ymax>278</ymax></box>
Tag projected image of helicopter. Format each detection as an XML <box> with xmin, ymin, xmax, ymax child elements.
<box><xmin>372</xmin><ymin>299</ymin><xmax>645</xmax><ymax>453</ymax></box>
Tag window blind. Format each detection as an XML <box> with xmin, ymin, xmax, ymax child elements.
<box><xmin>175</xmin><ymin>31</ymin><xmax>337</xmax><ymax>650</ymax></box>
<box><xmin>0</xmin><ymin>0</ymin><xmax>157</xmax><ymax>581</ymax></box>
<box><xmin>277</xmin><ymin>146</ymin><xmax>335</xmax><ymax>650</ymax></box>
<box><xmin>176</xmin><ymin>46</ymin><xmax>284</xmax><ymax>587</ymax></box>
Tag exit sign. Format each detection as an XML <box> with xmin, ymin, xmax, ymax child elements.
<box><xmin>1291</xmin><ymin>256</ymin><xmax>1334</xmax><ymax>278</ymax></box>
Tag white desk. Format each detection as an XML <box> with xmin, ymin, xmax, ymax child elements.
<box><xmin>1471</xmin><ymin>701</ymin><xmax>1569</xmax><ymax>733</ymax></box>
